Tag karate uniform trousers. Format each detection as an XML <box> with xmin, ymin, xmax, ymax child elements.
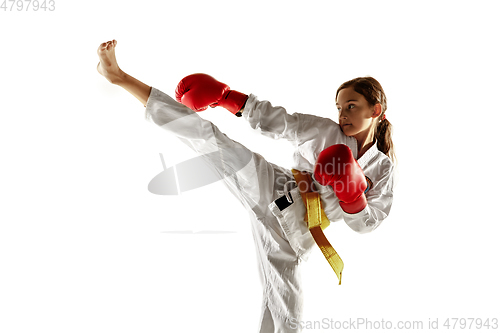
<box><xmin>144</xmin><ymin>87</ymin><xmax>395</xmax><ymax>333</ymax></box>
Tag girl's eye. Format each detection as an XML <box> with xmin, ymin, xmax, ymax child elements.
<box><xmin>338</xmin><ymin>104</ymin><xmax>355</xmax><ymax>111</ymax></box>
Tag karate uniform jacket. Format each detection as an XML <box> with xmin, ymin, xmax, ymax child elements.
<box><xmin>242</xmin><ymin>94</ymin><xmax>395</xmax><ymax>259</ymax></box>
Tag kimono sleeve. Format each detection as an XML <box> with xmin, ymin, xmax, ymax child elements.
<box><xmin>342</xmin><ymin>162</ymin><xmax>395</xmax><ymax>234</ymax></box>
<box><xmin>241</xmin><ymin>94</ymin><xmax>303</xmax><ymax>143</ymax></box>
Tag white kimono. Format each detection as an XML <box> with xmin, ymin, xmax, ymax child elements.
<box><xmin>144</xmin><ymin>88</ymin><xmax>395</xmax><ymax>333</ymax></box>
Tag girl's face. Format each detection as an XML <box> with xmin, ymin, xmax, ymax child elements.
<box><xmin>336</xmin><ymin>87</ymin><xmax>381</xmax><ymax>139</ymax></box>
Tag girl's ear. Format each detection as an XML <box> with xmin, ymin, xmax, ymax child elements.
<box><xmin>372</xmin><ymin>103</ymin><xmax>382</xmax><ymax>118</ymax></box>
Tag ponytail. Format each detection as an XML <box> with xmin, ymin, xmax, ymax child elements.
<box><xmin>375</xmin><ymin>117</ymin><xmax>396</xmax><ymax>164</ymax></box>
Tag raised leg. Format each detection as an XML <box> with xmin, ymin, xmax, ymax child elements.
<box><xmin>97</xmin><ymin>39</ymin><xmax>152</xmax><ymax>107</ymax></box>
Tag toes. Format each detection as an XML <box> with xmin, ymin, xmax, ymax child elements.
<box><xmin>98</xmin><ymin>40</ymin><xmax>117</xmax><ymax>53</ymax></box>
<box><xmin>98</xmin><ymin>42</ymin><xmax>110</xmax><ymax>52</ymax></box>
<box><xmin>105</xmin><ymin>40</ymin><xmax>116</xmax><ymax>50</ymax></box>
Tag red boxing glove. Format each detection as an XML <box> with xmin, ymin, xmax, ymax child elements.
<box><xmin>175</xmin><ymin>73</ymin><xmax>248</xmax><ymax>116</ymax></box>
<box><xmin>313</xmin><ymin>144</ymin><xmax>368</xmax><ymax>214</ymax></box>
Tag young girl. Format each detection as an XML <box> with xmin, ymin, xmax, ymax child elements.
<box><xmin>97</xmin><ymin>39</ymin><xmax>395</xmax><ymax>333</ymax></box>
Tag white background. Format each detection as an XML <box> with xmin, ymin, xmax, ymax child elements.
<box><xmin>1</xmin><ymin>1</ymin><xmax>499</xmax><ymax>332</ymax></box>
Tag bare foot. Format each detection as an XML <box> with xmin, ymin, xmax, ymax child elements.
<box><xmin>97</xmin><ymin>40</ymin><xmax>124</xmax><ymax>84</ymax></box>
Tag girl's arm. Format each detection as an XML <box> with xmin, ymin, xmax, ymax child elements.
<box><xmin>313</xmin><ymin>145</ymin><xmax>395</xmax><ymax>234</ymax></box>
<box><xmin>342</xmin><ymin>163</ymin><xmax>395</xmax><ymax>234</ymax></box>
<box><xmin>175</xmin><ymin>73</ymin><xmax>328</xmax><ymax>145</ymax></box>
<box><xmin>241</xmin><ymin>95</ymin><xmax>303</xmax><ymax>142</ymax></box>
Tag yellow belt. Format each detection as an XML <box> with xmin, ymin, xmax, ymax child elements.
<box><xmin>291</xmin><ymin>169</ymin><xmax>344</xmax><ymax>285</ymax></box>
